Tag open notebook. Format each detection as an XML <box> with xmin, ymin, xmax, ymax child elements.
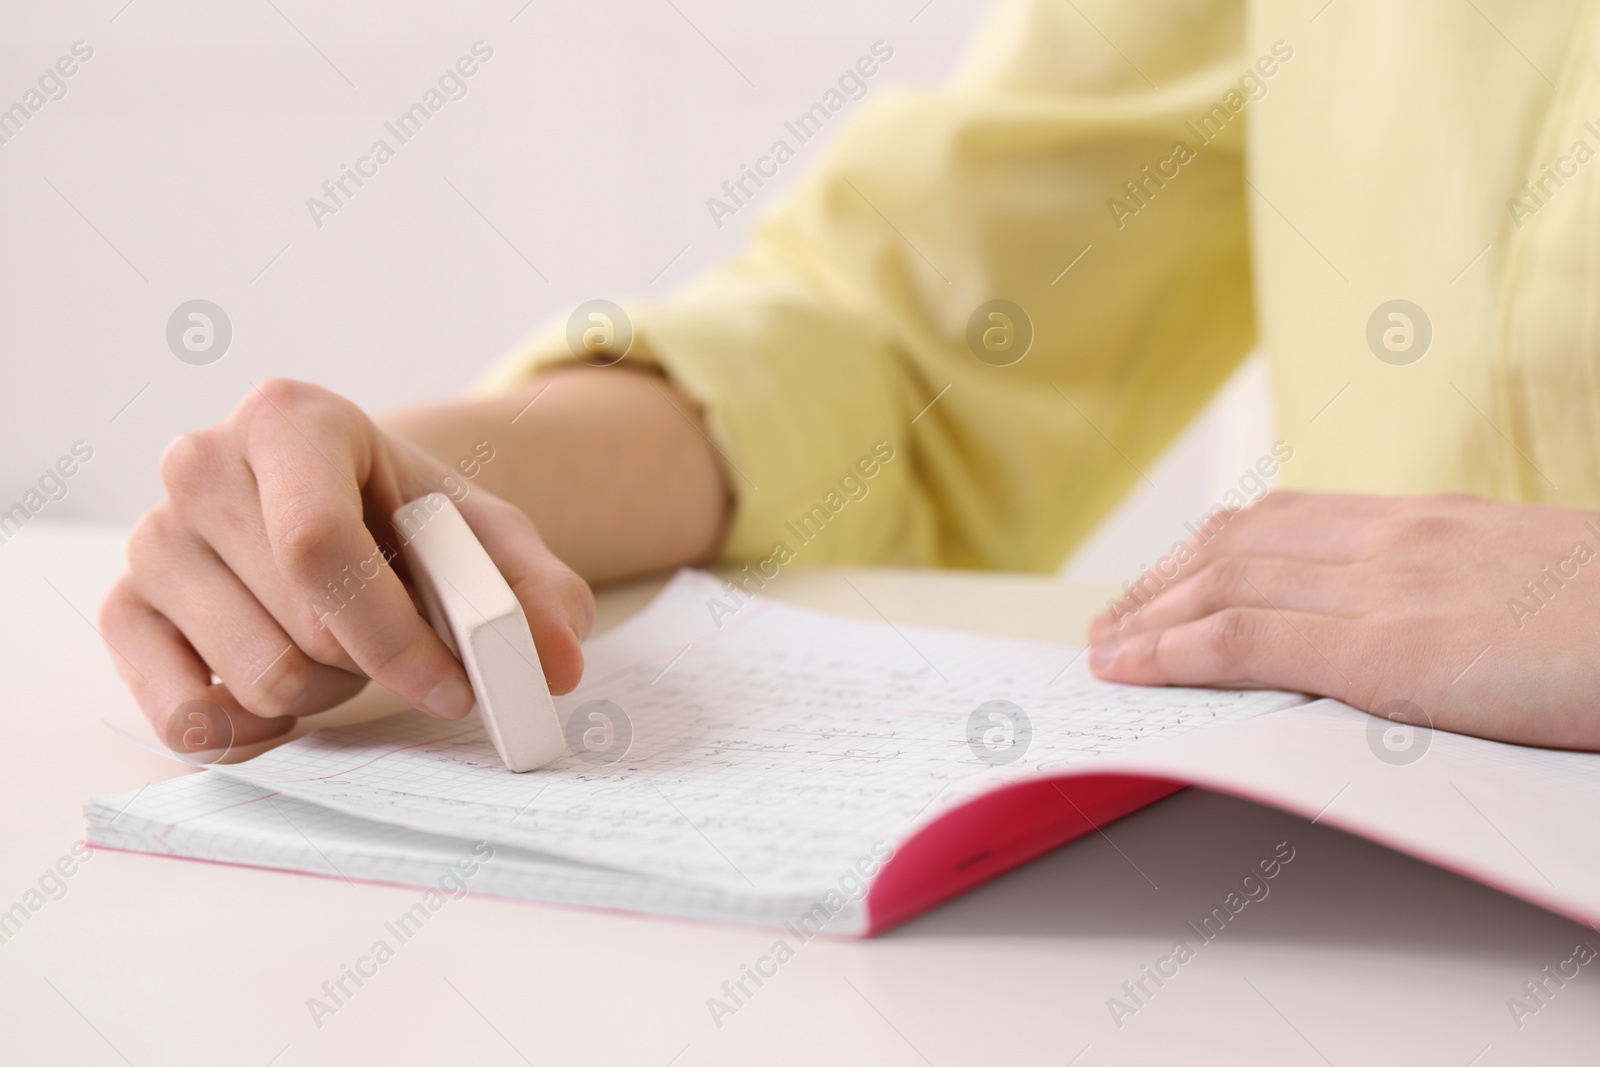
<box><xmin>86</xmin><ymin>571</ymin><xmax>1600</xmax><ymax>935</ymax></box>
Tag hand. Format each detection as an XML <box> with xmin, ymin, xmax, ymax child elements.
<box><xmin>99</xmin><ymin>379</ymin><xmax>594</xmax><ymax>759</ymax></box>
<box><xmin>1087</xmin><ymin>492</ymin><xmax>1600</xmax><ymax>751</ymax></box>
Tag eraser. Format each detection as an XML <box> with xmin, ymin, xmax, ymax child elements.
<box><xmin>391</xmin><ymin>493</ymin><xmax>566</xmax><ymax>772</ymax></box>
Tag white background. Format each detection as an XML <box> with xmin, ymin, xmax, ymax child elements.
<box><xmin>0</xmin><ymin>0</ymin><xmax>1275</xmax><ymax>580</ymax></box>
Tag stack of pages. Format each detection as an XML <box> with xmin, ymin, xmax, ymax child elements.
<box><xmin>87</xmin><ymin>572</ymin><xmax>1600</xmax><ymax>935</ymax></box>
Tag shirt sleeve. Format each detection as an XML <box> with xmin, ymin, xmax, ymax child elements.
<box><xmin>482</xmin><ymin>0</ymin><xmax>1254</xmax><ymax>571</ymax></box>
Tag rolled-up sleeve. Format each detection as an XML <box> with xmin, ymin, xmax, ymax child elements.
<box><xmin>484</xmin><ymin>0</ymin><xmax>1254</xmax><ymax>571</ymax></box>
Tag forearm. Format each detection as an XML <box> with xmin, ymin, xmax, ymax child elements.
<box><xmin>378</xmin><ymin>365</ymin><xmax>731</xmax><ymax>584</ymax></box>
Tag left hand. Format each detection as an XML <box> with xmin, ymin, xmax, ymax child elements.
<box><xmin>1086</xmin><ymin>491</ymin><xmax>1600</xmax><ymax>751</ymax></box>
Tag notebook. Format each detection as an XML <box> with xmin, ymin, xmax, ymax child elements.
<box><xmin>85</xmin><ymin>570</ymin><xmax>1600</xmax><ymax>936</ymax></box>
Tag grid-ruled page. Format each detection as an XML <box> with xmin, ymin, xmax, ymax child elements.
<box><xmin>208</xmin><ymin>571</ymin><xmax>1306</xmax><ymax>895</ymax></box>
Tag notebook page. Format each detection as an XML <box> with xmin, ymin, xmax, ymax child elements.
<box><xmin>212</xmin><ymin>571</ymin><xmax>1306</xmax><ymax>895</ymax></box>
<box><xmin>1090</xmin><ymin>698</ymin><xmax>1600</xmax><ymax>926</ymax></box>
<box><xmin>85</xmin><ymin>773</ymin><xmax>844</xmax><ymax>927</ymax></box>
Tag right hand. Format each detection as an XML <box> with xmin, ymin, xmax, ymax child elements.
<box><xmin>99</xmin><ymin>378</ymin><xmax>594</xmax><ymax>759</ymax></box>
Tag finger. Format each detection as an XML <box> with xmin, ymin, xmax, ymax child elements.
<box><xmin>242</xmin><ymin>382</ymin><xmax>476</xmax><ymax>721</ymax></box>
<box><xmin>1088</xmin><ymin>606</ymin><xmax>1354</xmax><ymax>700</ymax></box>
<box><xmin>456</xmin><ymin>492</ymin><xmax>593</xmax><ymax>694</ymax></box>
<box><xmin>1090</xmin><ymin>556</ymin><xmax>1359</xmax><ymax>643</ymax></box>
<box><xmin>1192</xmin><ymin>506</ymin><xmax>1372</xmax><ymax>565</ymax></box>
<box><xmin>1096</xmin><ymin>507</ymin><xmax>1376</xmax><ymax>626</ymax></box>
<box><xmin>127</xmin><ymin>511</ymin><xmax>366</xmax><ymax>718</ymax></box>
<box><xmin>158</xmin><ymin>426</ymin><xmax>359</xmax><ymax>674</ymax></box>
<box><xmin>1257</xmin><ymin>490</ymin><xmax>1492</xmax><ymax>519</ymax></box>
<box><xmin>1253</xmin><ymin>490</ymin><xmax>1401</xmax><ymax>516</ymax></box>
<box><xmin>98</xmin><ymin>578</ymin><xmax>296</xmax><ymax>753</ymax></box>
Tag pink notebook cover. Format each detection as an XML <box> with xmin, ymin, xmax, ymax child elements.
<box><xmin>867</xmin><ymin>703</ymin><xmax>1600</xmax><ymax>936</ymax></box>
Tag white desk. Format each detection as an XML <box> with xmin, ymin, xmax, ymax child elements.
<box><xmin>1</xmin><ymin>521</ymin><xmax>1595</xmax><ymax>1066</ymax></box>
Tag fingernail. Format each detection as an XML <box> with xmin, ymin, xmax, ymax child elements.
<box><xmin>423</xmin><ymin>676</ymin><xmax>476</xmax><ymax>720</ymax></box>
<box><xmin>1089</xmin><ymin>642</ymin><xmax>1120</xmax><ymax>671</ymax></box>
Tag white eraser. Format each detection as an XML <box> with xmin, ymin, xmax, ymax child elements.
<box><xmin>391</xmin><ymin>493</ymin><xmax>566</xmax><ymax>772</ymax></box>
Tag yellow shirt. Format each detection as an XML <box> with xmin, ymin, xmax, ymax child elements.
<box><xmin>487</xmin><ymin>0</ymin><xmax>1600</xmax><ymax>571</ymax></box>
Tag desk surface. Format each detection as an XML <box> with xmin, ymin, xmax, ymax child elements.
<box><xmin>1</xmin><ymin>521</ymin><xmax>1595</xmax><ymax>1066</ymax></box>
